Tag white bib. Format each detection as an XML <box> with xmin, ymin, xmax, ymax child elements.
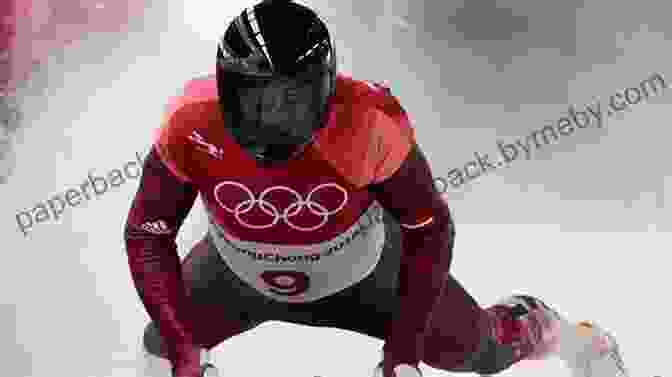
<box><xmin>207</xmin><ymin>202</ymin><xmax>386</xmax><ymax>303</ymax></box>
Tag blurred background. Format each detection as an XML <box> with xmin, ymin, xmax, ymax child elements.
<box><xmin>1</xmin><ymin>1</ymin><xmax>670</xmax><ymax>376</ymax></box>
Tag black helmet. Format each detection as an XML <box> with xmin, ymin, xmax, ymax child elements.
<box><xmin>216</xmin><ymin>0</ymin><xmax>337</xmax><ymax>165</ymax></box>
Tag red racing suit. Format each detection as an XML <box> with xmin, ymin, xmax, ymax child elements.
<box><xmin>124</xmin><ymin>72</ymin><xmax>455</xmax><ymax>369</ymax></box>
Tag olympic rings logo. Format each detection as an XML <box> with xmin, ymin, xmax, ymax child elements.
<box><xmin>213</xmin><ymin>181</ymin><xmax>349</xmax><ymax>231</ymax></box>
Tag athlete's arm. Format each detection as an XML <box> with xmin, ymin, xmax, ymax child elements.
<box><xmin>123</xmin><ymin>146</ymin><xmax>199</xmax><ymax>366</ymax></box>
<box><xmin>368</xmin><ymin>142</ymin><xmax>455</xmax><ymax>369</ymax></box>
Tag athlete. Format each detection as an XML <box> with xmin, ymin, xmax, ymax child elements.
<box><xmin>124</xmin><ymin>1</ymin><xmax>629</xmax><ymax>376</ymax></box>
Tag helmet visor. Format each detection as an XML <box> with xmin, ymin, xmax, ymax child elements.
<box><xmin>218</xmin><ymin>52</ymin><xmax>331</xmax><ymax>160</ymax></box>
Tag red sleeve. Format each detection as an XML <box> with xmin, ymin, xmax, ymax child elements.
<box><xmin>123</xmin><ymin>146</ymin><xmax>199</xmax><ymax>365</ymax></box>
<box><xmin>368</xmin><ymin>142</ymin><xmax>456</xmax><ymax>367</ymax></box>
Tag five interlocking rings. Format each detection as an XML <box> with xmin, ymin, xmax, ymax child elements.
<box><xmin>213</xmin><ymin>181</ymin><xmax>349</xmax><ymax>231</ymax></box>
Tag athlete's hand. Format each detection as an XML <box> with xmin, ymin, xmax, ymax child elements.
<box><xmin>172</xmin><ymin>343</ymin><xmax>203</xmax><ymax>377</ymax></box>
<box><xmin>373</xmin><ymin>361</ymin><xmax>422</xmax><ymax>377</ymax></box>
